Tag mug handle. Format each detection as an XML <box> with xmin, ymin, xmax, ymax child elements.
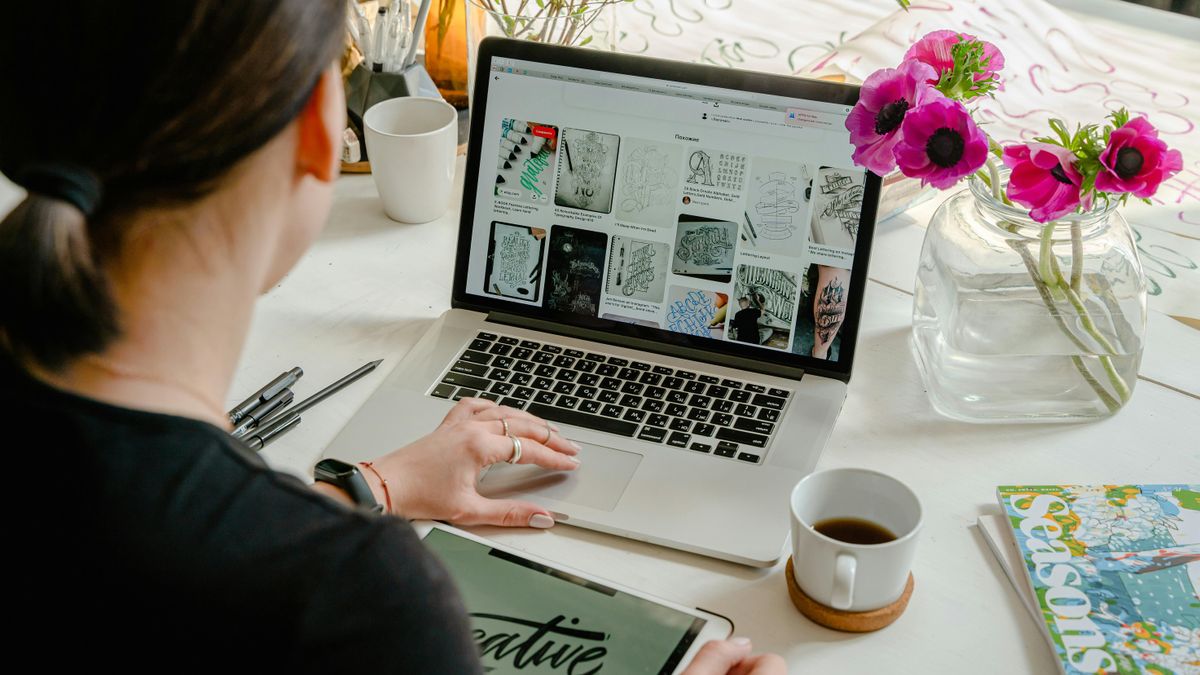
<box><xmin>832</xmin><ymin>552</ymin><xmax>856</xmax><ymax>610</ymax></box>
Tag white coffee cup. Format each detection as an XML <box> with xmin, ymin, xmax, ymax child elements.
<box><xmin>789</xmin><ymin>468</ymin><xmax>922</xmax><ymax>612</ymax></box>
<box><xmin>363</xmin><ymin>97</ymin><xmax>457</xmax><ymax>223</ymax></box>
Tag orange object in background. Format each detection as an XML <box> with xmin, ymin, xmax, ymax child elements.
<box><xmin>425</xmin><ymin>0</ymin><xmax>471</xmax><ymax>108</ymax></box>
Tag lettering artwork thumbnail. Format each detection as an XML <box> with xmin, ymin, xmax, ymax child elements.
<box><xmin>729</xmin><ymin>264</ymin><xmax>797</xmax><ymax>350</ymax></box>
<box><xmin>605</xmin><ymin>235</ymin><xmax>669</xmax><ymax>303</ymax></box>
<box><xmin>546</xmin><ymin>225</ymin><xmax>608</xmax><ymax>317</ymax></box>
<box><xmin>686</xmin><ymin>148</ymin><xmax>747</xmax><ymax>193</ymax></box>
<box><xmin>664</xmin><ymin>286</ymin><xmax>728</xmax><ymax>340</ymax></box>
<box><xmin>615</xmin><ymin>138</ymin><xmax>682</xmax><ymax>227</ymax></box>
<box><xmin>791</xmin><ymin>263</ymin><xmax>851</xmax><ymax>361</ymax></box>
<box><xmin>496</xmin><ymin>119</ymin><xmax>558</xmax><ymax>204</ymax></box>
<box><xmin>555</xmin><ymin>128</ymin><xmax>620</xmax><ymax>214</ymax></box>
<box><xmin>485</xmin><ymin>222</ymin><xmax>547</xmax><ymax>302</ymax></box>
<box><xmin>745</xmin><ymin>158</ymin><xmax>811</xmax><ymax>259</ymax></box>
<box><xmin>672</xmin><ymin>215</ymin><xmax>737</xmax><ymax>283</ymax></box>
<box><xmin>808</xmin><ymin>166</ymin><xmax>865</xmax><ymax>251</ymax></box>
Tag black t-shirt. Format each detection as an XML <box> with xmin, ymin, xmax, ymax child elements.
<box><xmin>4</xmin><ymin>361</ymin><xmax>482</xmax><ymax>673</ymax></box>
<box><xmin>731</xmin><ymin>306</ymin><xmax>762</xmax><ymax>344</ymax></box>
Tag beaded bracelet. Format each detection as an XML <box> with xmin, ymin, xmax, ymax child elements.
<box><xmin>358</xmin><ymin>461</ymin><xmax>392</xmax><ymax>514</ymax></box>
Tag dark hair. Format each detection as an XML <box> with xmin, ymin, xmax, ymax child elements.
<box><xmin>0</xmin><ymin>2</ymin><xmax>345</xmax><ymax>370</ymax></box>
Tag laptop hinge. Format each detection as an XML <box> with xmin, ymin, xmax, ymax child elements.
<box><xmin>486</xmin><ymin>311</ymin><xmax>808</xmax><ymax>382</ymax></box>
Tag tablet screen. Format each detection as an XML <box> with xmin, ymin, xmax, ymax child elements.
<box><xmin>423</xmin><ymin>528</ymin><xmax>706</xmax><ymax>674</ymax></box>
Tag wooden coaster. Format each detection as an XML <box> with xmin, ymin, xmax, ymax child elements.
<box><xmin>785</xmin><ymin>557</ymin><xmax>914</xmax><ymax>633</ymax></box>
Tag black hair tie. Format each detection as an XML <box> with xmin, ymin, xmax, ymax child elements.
<box><xmin>16</xmin><ymin>161</ymin><xmax>103</xmax><ymax>217</ymax></box>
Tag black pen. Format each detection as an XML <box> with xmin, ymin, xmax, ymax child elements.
<box><xmin>244</xmin><ymin>412</ymin><xmax>301</xmax><ymax>451</ymax></box>
<box><xmin>232</xmin><ymin>388</ymin><xmax>294</xmax><ymax>437</ymax></box>
<box><xmin>227</xmin><ymin>367</ymin><xmax>302</xmax><ymax>424</ymax></box>
<box><xmin>257</xmin><ymin>359</ymin><xmax>383</xmax><ymax>428</ymax></box>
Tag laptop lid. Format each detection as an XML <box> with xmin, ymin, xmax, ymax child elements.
<box><xmin>453</xmin><ymin>38</ymin><xmax>881</xmax><ymax>382</ymax></box>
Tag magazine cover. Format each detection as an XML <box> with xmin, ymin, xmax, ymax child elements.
<box><xmin>997</xmin><ymin>485</ymin><xmax>1200</xmax><ymax>674</ymax></box>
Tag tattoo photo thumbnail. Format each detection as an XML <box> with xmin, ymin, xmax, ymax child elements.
<box><xmin>496</xmin><ymin>119</ymin><xmax>558</xmax><ymax>205</ymax></box>
<box><xmin>546</xmin><ymin>225</ymin><xmax>608</xmax><ymax>317</ymax></box>
<box><xmin>554</xmin><ymin>128</ymin><xmax>620</xmax><ymax>214</ymax></box>
<box><xmin>729</xmin><ymin>264</ymin><xmax>798</xmax><ymax>350</ymax></box>
<box><xmin>792</xmin><ymin>263</ymin><xmax>852</xmax><ymax>361</ymax></box>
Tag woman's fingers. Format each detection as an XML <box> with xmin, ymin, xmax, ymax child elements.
<box><xmin>439</xmin><ymin>397</ymin><xmax>497</xmax><ymax>426</ymax></box>
<box><xmin>453</xmin><ymin>496</ymin><xmax>557</xmax><ymax>529</ymax></box>
<box><xmin>481</xmin><ymin>429</ymin><xmax>581</xmax><ymax>471</ymax></box>
<box><xmin>680</xmin><ymin>639</ymin><xmax>754</xmax><ymax>675</ymax></box>
<box><xmin>470</xmin><ymin>404</ymin><xmax>561</xmax><ymax>432</ymax></box>
<box><xmin>481</xmin><ymin>417</ymin><xmax>580</xmax><ymax>457</ymax></box>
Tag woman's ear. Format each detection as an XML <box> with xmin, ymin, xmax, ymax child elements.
<box><xmin>295</xmin><ymin>65</ymin><xmax>346</xmax><ymax>183</ymax></box>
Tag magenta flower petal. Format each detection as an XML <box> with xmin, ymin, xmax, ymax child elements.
<box><xmin>845</xmin><ymin>60</ymin><xmax>939</xmax><ymax>175</ymax></box>
<box><xmin>1094</xmin><ymin>116</ymin><xmax>1183</xmax><ymax>198</ymax></box>
<box><xmin>1002</xmin><ymin>142</ymin><xmax>1083</xmax><ymax>222</ymax></box>
<box><xmin>893</xmin><ymin>97</ymin><xmax>989</xmax><ymax>189</ymax></box>
<box><xmin>903</xmin><ymin>29</ymin><xmax>1005</xmax><ymax>85</ymax></box>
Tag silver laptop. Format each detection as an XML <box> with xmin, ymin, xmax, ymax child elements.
<box><xmin>324</xmin><ymin>38</ymin><xmax>881</xmax><ymax>567</ymax></box>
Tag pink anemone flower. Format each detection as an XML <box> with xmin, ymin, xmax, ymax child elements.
<box><xmin>1002</xmin><ymin>143</ymin><xmax>1089</xmax><ymax>222</ymax></box>
<box><xmin>904</xmin><ymin>29</ymin><xmax>1005</xmax><ymax>86</ymax></box>
<box><xmin>1094</xmin><ymin>116</ymin><xmax>1183</xmax><ymax>198</ymax></box>
<box><xmin>893</xmin><ymin>97</ymin><xmax>989</xmax><ymax>189</ymax></box>
<box><xmin>845</xmin><ymin>59</ymin><xmax>939</xmax><ymax>175</ymax></box>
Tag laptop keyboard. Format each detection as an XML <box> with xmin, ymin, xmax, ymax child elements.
<box><xmin>428</xmin><ymin>331</ymin><xmax>791</xmax><ymax>464</ymax></box>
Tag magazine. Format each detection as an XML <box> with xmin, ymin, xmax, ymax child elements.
<box><xmin>995</xmin><ymin>485</ymin><xmax>1200</xmax><ymax>674</ymax></box>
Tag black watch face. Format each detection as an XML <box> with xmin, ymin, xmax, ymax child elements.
<box><xmin>315</xmin><ymin>458</ymin><xmax>356</xmax><ymax>480</ymax></box>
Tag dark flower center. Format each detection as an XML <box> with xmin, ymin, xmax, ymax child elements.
<box><xmin>925</xmin><ymin>127</ymin><xmax>965</xmax><ymax>168</ymax></box>
<box><xmin>874</xmin><ymin>98</ymin><xmax>909</xmax><ymax>135</ymax></box>
<box><xmin>1114</xmin><ymin>147</ymin><xmax>1144</xmax><ymax>180</ymax></box>
<box><xmin>1049</xmin><ymin>162</ymin><xmax>1073</xmax><ymax>185</ymax></box>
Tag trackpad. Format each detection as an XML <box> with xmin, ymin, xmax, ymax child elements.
<box><xmin>478</xmin><ymin>443</ymin><xmax>642</xmax><ymax>512</ymax></box>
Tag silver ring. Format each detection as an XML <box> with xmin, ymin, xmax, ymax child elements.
<box><xmin>506</xmin><ymin>434</ymin><xmax>523</xmax><ymax>464</ymax></box>
<box><xmin>500</xmin><ymin>418</ymin><xmax>510</xmax><ymax>437</ymax></box>
<box><xmin>542</xmin><ymin>421</ymin><xmax>553</xmax><ymax>445</ymax></box>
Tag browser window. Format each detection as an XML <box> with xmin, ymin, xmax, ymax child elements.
<box><xmin>465</xmin><ymin>56</ymin><xmax>866</xmax><ymax>363</ymax></box>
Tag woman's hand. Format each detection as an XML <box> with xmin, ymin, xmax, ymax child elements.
<box><xmin>363</xmin><ymin>398</ymin><xmax>581</xmax><ymax>528</ymax></box>
<box><xmin>682</xmin><ymin>639</ymin><xmax>787</xmax><ymax>675</ymax></box>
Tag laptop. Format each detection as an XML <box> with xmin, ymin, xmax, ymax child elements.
<box><xmin>324</xmin><ymin>37</ymin><xmax>881</xmax><ymax>567</ymax></box>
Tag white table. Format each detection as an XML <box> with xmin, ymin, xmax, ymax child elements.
<box><xmin>234</xmin><ymin>157</ymin><xmax>1200</xmax><ymax>674</ymax></box>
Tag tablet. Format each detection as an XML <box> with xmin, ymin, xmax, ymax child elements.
<box><xmin>415</xmin><ymin>522</ymin><xmax>733</xmax><ymax>674</ymax></box>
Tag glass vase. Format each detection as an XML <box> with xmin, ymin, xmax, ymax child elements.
<box><xmin>465</xmin><ymin>0</ymin><xmax>619</xmax><ymax>106</ymax></box>
<box><xmin>912</xmin><ymin>171</ymin><xmax>1147</xmax><ymax>423</ymax></box>
<box><xmin>425</xmin><ymin>0</ymin><xmax>472</xmax><ymax>108</ymax></box>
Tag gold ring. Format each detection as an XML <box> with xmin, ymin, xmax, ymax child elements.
<box><xmin>506</xmin><ymin>434</ymin><xmax>522</xmax><ymax>464</ymax></box>
<box><xmin>542</xmin><ymin>421</ymin><xmax>553</xmax><ymax>445</ymax></box>
<box><xmin>500</xmin><ymin>418</ymin><xmax>510</xmax><ymax>436</ymax></box>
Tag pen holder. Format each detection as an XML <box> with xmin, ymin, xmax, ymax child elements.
<box><xmin>342</xmin><ymin>62</ymin><xmax>433</xmax><ymax>173</ymax></box>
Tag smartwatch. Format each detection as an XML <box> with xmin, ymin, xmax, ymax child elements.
<box><xmin>314</xmin><ymin>458</ymin><xmax>383</xmax><ymax>513</ymax></box>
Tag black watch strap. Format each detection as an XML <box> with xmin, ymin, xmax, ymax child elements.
<box><xmin>314</xmin><ymin>458</ymin><xmax>383</xmax><ymax>513</ymax></box>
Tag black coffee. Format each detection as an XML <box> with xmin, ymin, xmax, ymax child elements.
<box><xmin>813</xmin><ymin>517</ymin><xmax>896</xmax><ymax>545</ymax></box>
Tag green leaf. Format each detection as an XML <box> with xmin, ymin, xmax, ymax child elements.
<box><xmin>579</xmin><ymin>35</ymin><xmax>593</xmax><ymax>46</ymax></box>
<box><xmin>896</xmin><ymin>0</ymin><xmax>912</xmax><ymax>8</ymax></box>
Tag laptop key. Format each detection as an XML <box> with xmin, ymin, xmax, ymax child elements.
<box><xmin>500</xmin><ymin>397</ymin><xmax>527</xmax><ymax>409</ymax></box>
<box><xmin>712</xmin><ymin>413</ymin><xmax>733</xmax><ymax>427</ymax></box>
<box><xmin>578</xmin><ymin>373</ymin><xmax>600</xmax><ymax>386</ymax></box>
<box><xmin>669</xmin><ymin>418</ymin><xmax>692</xmax><ymax>432</ymax></box>
<box><xmin>490</xmin><ymin>382</ymin><xmax>514</xmax><ymax>395</ymax></box>
<box><xmin>620</xmin><ymin>394</ymin><xmax>643</xmax><ymax>408</ymax></box>
<box><xmin>607</xmin><ymin>357</ymin><xmax>628</xmax><ymax>367</ymax></box>
<box><xmin>493</xmin><ymin>356</ymin><xmax>514</xmax><ymax>369</ymax></box>
<box><xmin>716</xmin><ymin>428</ymin><xmax>768</xmax><ymax>448</ymax></box>
<box><xmin>690</xmin><ymin>442</ymin><xmax>712</xmax><ymax>453</ymax></box>
<box><xmin>689</xmin><ymin>395</ymin><xmax>712</xmax><ymax>408</ymax></box>
<box><xmin>768</xmin><ymin>388</ymin><xmax>790</xmax><ymax>398</ymax></box>
<box><xmin>666</xmin><ymin>391</ymin><xmax>689</xmax><ymax>404</ymax></box>
<box><xmin>662</xmin><ymin>377</ymin><xmax>683</xmax><ymax>390</ymax></box>
<box><xmin>699</xmin><ymin>375</ymin><xmax>720</xmax><ymax>384</ymax></box>
<box><xmin>585</xmin><ymin>353</ymin><xmax>606</xmax><ymax>362</ymax></box>
<box><xmin>737</xmin><ymin>453</ymin><xmax>762</xmax><ymax>464</ymax></box>
<box><xmin>519</xmin><ymin>339</ymin><xmax>541</xmax><ymax>349</ymax></box>
<box><xmin>706</xmin><ymin>385</ymin><xmax>729</xmax><ymax>399</ymax></box>
<box><xmin>752</xmin><ymin>394</ymin><xmax>786</xmax><ymax>411</ymax></box>
<box><xmin>620</xmin><ymin>381</ymin><xmax>645</xmax><ymax>395</ymax></box>
<box><xmin>618</xmin><ymin>367</ymin><xmax>639</xmax><ymax>381</ymax></box>
<box><xmin>580</xmin><ymin>400</ymin><xmax>601</xmax><ymax>414</ymax></box>
<box><xmin>597</xmin><ymin>364</ymin><xmax>618</xmax><ymax>376</ymax></box>
<box><xmin>692</xmin><ymin>423</ymin><xmax>716</xmax><ymax>437</ymax></box>
<box><xmin>513</xmin><ymin>362</ymin><xmax>535</xmax><ymax>374</ymax></box>
<box><xmin>469</xmin><ymin>338</ymin><xmax>492</xmax><ymax>351</ymax></box>
<box><xmin>745</xmin><ymin>383</ymin><xmax>766</xmax><ymax>393</ymax></box>
<box><xmin>534</xmin><ymin>391</ymin><xmax>556</xmax><ymax>405</ymax></box>
<box><xmin>646</xmin><ymin>414</ymin><xmax>669</xmax><ymax>427</ymax></box>
<box><xmin>573</xmin><ymin>360</ymin><xmax>597</xmax><ymax>373</ymax></box>
<box><xmin>683</xmin><ymin>381</ymin><xmax>706</xmax><ymax>394</ymax></box>
<box><xmin>758</xmin><ymin>408</ymin><xmax>780</xmax><ymax>422</ymax></box>
<box><xmin>653</xmin><ymin>365</ymin><xmax>674</xmax><ymax>375</ymax></box>
<box><xmin>442</xmin><ymin>372</ymin><xmax>490</xmax><ymax>391</ymax></box>
<box><xmin>623</xmin><ymin>409</ymin><xmax>646</xmax><ymax>423</ymax></box>
<box><xmin>511</xmin><ymin>348</ymin><xmax>532</xmax><ymax>361</ymax></box>
<box><xmin>489</xmin><ymin>343</ymin><xmax>512</xmax><ymax>356</ymax></box>
<box><xmin>431</xmin><ymin>383</ymin><xmax>456</xmax><ymax>399</ymax></box>
<box><xmin>642</xmin><ymin>399</ymin><xmax>665</xmax><ymax>413</ymax></box>
<box><xmin>451</xmin><ymin>360</ymin><xmax>489</xmax><ymax>377</ymax></box>
<box><xmin>631</xmin><ymin>361</ymin><xmax>651</xmax><ymax>371</ymax></box>
<box><xmin>498</xmin><ymin>336</ymin><xmax>519</xmax><ymax>345</ymax></box>
<box><xmin>576</xmin><ymin>386</ymin><xmax>598</xmax><ymax>399</ymax></box>
<box><xmin>715</xmin><ymin>442</ymin><xmax>737</xmax><ymax>458</ymax></box>
<box><xmin>555</xmin><ymin>370</ymin><xmax>578</xmax><ymax>383</ymax></box>
<box><xmin>478</xmin><ymin>392</ymin><xmax>501</xmax><ymax>402</ymax></box>
<box><xmin>674</xmin><ymin>370</ymin><xmax>696</xmax><ymax>380</ymax></box>
<box><xmin>535</xmin><ymin>365</ymin><xmax>556</xmax><ymax>377</ymax></box>
<box><xmin>644</xmin><ymin>386</ymin><xmax>666</xmax><ymax>400</ymax></box>
<box><xmin>532</xmin><ymin>352</ymin><xmax>554</xmax><ymax>364</ymax></box>
<box><xmin>734</xmin><ymin>417</ymin><xmax>774</xmax><ymax>435</ymax></box>
<box><xmin>511</xmin><ymin>373</ymin><xmax>533</xmax><ymax>386</ymax></box>
<box><xmin>729</xmin><ymin>389</ymin><xmax>752</xmax><ymax>403</ymax></box>
<box><xmin>665</xmin><ymin>403</ymin><xmax>687</xmax><ymax>417</ymax></box>
<box><xmin>598</xmin><ymin>390</ymin><xmax>620</xmax><ymax>404</ymax></box>
<box><xmin>687</xmin><ymin>408</ymin><xmax>710</xmax><ymax>422</ymax></box>
<box><xmin>553</xmin><ymin>381</ymin><xmax>575</xmax><ymax>395</ymax></box>
<box><xmin>638</xmin><ymin>426</ymin><xmax>667</xmax><ymax>443</ymax></box>
<box><xmin>477</xmin><ymin>332</ymin><xmax>498</xmax><ymax>341</ymax></box>
<box><xmin>459</xmin><ymin>350</ymin><xmax>493</xmax><ymax>365</ymax></box>
<box><xmin>558</xmin><ymin>396</ymin><xmax>579</xmax><ymax>409</ymax></box>
<box><xmin>512</xmin><ymin>387</ymin><xmax>536</xmax><ymax>400</ymax></box>
<box><xmin>601</xmin><ymin>404</ymin><xmax>624</xmax><ymax>419</ymax></box>
<box><xmin>489</xmin><ymin>369</ymin><xmax>511</xmax><ymax>382</ymax></box>
<box><xmin>721</xmin><ymin>379</ymin><xmax>742</xmax><ymax>389</ymax></box>
<box><xmin>667</xmin><ymin>432</ymin><xmax>691</xmax><ymax>448</ymax></box>
<box><xmin>541</xmin><ymin>344</ymin><xmax>563</xmax><ymax>354</ymax></box>
<box><xmin>452</xmin><ymin>388</ymin><xmax>478</xmax><ymax>400</ymax></box>
<box><xmin>532</xmin><ymin>377</ymin><xmax>553</xmax><ymax>390</ymax></box>
<box><xmin>735</xmin><ymin>403</ymin><xmax>757</xmax><ymax>417</ymax></box>
<box><xmin>712</xmin><ymin>399</ymin><xmax>734</xmax><ymax>413</ymax></box>
<box><xmin>564</xmin><ymin>348</ymin><xmax>585</xmax><ymax>358</ymax></box>
<box><xmin>597</xmin><ymin>377</ymin><xmax>620</xmax><ymax>390</ymax></box>
<box><xmin>638</xmin><ymin>371</ymin><xmax>662</xmax><ymax>386</ymax></box>
<box><xmin>553</xmin><ymin>355</ymin><xmax>576</xmax><ymax>369</ymax></box>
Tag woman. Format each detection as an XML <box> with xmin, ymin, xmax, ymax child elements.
<box><xmin>0</xmin><ymin>3</ymin><xmax>784</xmax><ymax>672</ymax></box>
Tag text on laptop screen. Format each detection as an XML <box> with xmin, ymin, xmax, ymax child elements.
<box><xmin>464</xmin><ymin>55</ymin><xmax>868</xmax><ymax>365</ymax></box>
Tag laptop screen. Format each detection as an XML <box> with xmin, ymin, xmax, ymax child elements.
<box><xmin>455</xmin><ymin>40</ymin><xmax>879</xmax><ymax>380</ymax></box>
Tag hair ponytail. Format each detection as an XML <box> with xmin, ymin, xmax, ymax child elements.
<box><xmin>0</xmin><ymin>194</ymin><xmax>119</xmax><ymax>370</ymax></box>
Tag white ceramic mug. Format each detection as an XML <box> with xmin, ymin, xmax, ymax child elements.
<box><xmin>363</xmin><ymin>97</ymin><xmax>457</xmax><ymax>223</ymax></box>
<box><xmin>789</xmin><ymin>468</ymin><xmax>922</xmax><ymax>612</ymax></box>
